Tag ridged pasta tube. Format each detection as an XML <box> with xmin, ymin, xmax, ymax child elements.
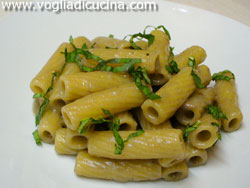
<box><xmin>215</xmin><ymin>72</ymin><xmax>243</xmax><ymax>132</ymax></box>
<box><xmin>148</xmin><ymin>30</ymin><xmax>170</xmax><ymax>85</ymax></box>
<box><xmin>134</xmin><ymin>108</ymin><xmax>172</xmax><ymax>130</ymax></box>
<box><xmin>60</xmin><ymin>71</ymin><xmax>133</xmax><ymax>101</ymax></box>
<box><xmin>142</xmin><ymin>65</ymin><xmax>212</xmax><ymax>125</ymax></box>
<box><xmin>87</xmin><ymin>49</ymin><xmax>158</xmax><ymax>73</ymax></box>
<box><xmin>189</xmin><ymin>114</ymin><xmax>220</xmax><ymax>149</ymax></box>
<box><xmin>159</xmin><ymin>157</ymin><xmax>185</xmax><ymax>168</ymax></box>
<box><xmin>54</xmin><ymin>128</ymin><xmax>79</xmax><ymax>155</ymax></box>
<box><xmin>162</xmin><ymin>161</ymin><xmax>188</xmax><ymax>181</ymax></box>
<box><xmin>65</xmin><ymin>128</ymin><xmax>88</xmax><ymax>150</ymax></box>
<box><xmin>175</xmin><ymin>88</ymin><xmax>216</xmax><ymax>125</ymax></box>
<box><xmin>49</xmin><ymin>63</ymin><xmax>81</xmax><ymax>105</ymax></box>
<box><xmin>88</xmin><ymin>129</ymin><xmax>185</xmax><ymax>159</ymax></box>
<box><xmin>116</xmin><ymin>111</ymin><xmax>137</xmax><ymax>130</ymax></box>
<box><xmin>185</xmin><ymin>143</ymin><xmax>208</xmax><ymax>167</ymax></box>
<box><xmin>38</xmin><ymin>104</ymin><xmax>63</xmax><ymax>144</ymax></box>
<box><xmin>30</xmin><ymin>37</ymin><xmax>92</xmax><ymax>94</ymax></box>
<box><xmin>174</xmin><ymin>45</ymin><xmax>207</xmax><ymax>70</ymax></box>
<box><xmin>62</xmin><ymin>82</ymin><xmax>146</xmax><ymax>130</ymax></box>
<box><xmin>92</xmin><ymin>37</ymin><xmax>131</xmax><ymax>49</ymax></box>
<box><xmin>74</xmin><ymin>150</ymin><xmax>161</xmax><ymax>182</ymax></box>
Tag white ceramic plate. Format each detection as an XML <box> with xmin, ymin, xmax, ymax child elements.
<box><xmin>0</xmin><ymin>0</ymin><xmax>250</xmax><ymax>187</ymax></box>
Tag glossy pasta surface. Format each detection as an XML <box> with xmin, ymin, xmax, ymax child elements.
<box><xmin>30</xmin><ymin>27</ymin><xmax>243</xmax><ymax>183</ymax></box>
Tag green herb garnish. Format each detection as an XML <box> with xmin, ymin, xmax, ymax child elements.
<box><xmin>165</xmin><ymin>46</ymin><xmax>180</xmax><ymax>74</ymax></box>
<box><xmin>90</xmin><ymin>42</ymin><xmax>96</xmax><ymax>49</ymax></box>
<box><xmin>124</xmin><ymin>33</ymin><xmax>155</xmax><ymax>50</ymax></box>
<box><xmin>212</xmin><ymin>70</ymin><xmax>235</xmax><ymax>81</ymax></box>
<box><xmin>207</xmin><ymin>104</ymin><xmax>228</xmax><ymax>120</ymax></box>
<box><xmin>78</xmin><ymin>109</ymin><xmax>144</xmax><ymax>154</ymax></box>
<box><xmin>211</xmin><ymin>122</ymin><xmax>222</xmax><ymax>140</ymax></box>
<box><xmin>188</xmin><ymin>56</ymin><xmax>196</xmax><ymax>68</ymax></box>
<box><xmin>33</xmin><ymin>94</ymin><xmax>50</xmax><ymax>126</ymax></box>
<box><xmin>65</xmin><ymin>38</ymin><xmax>160</xmax><ymax>100</ymax></box>
<box><xmin>33</xmin><ymin>51</ymin><xmax>68</xmax><ymax>127</ymax></box>
<box><xmin>156</xmin><ymin>25</ymin><xmax>171</xmax><ymax>40</ymax></box>
<box><xmin>183</xmin><ymin>120</ymin><xmax>201</xmax><ymax>142</ymax></box>
<box><xmin>188</xmin><ymin>56</ymin><xmax>204</xmax><ymax>89</ymax></box>
<box><xmin>78</xmin><ymin>117</ymin><xmax>110</xmax><ymax>135</ymax></box>
<box><xmin>69</xmin><ymin>35</ymin><xmax>76</xmax><ymax>49</ymax></box>
<box><xmin>166</xmin><ymin>61</ymin><xmax>179</xmax><ymax>74</ymax></box>
<box><xmin>130</xmin><ymin>66</ymin><xmax>161</xmax><ymax>100</ymax></box>
<box><xmin>143</xmin><ymin>25</ymin><xmax>171</xmax><ymax>40</ymax></box>
<box><xmin>191</xmin><ymin>69</ymin><xmax>204</xmax><ymax>89</ymax></box>
<box><xmin>109</xmin><ymin>34</ymin><xmax>114</xmax><ymax>38</ymax></box>
<box><xmin>32</xmin><ymin>129</ymin><xmax>41</xmax><ymax>145</ymax></box>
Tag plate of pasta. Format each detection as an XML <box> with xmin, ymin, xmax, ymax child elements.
<box><xmin>1</xmin><ymin>0</ymin><xmax>250</xmax><ymax>188</ymax></box>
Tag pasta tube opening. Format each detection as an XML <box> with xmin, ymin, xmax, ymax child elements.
<box><xmin>176</xmin><ymin>108</ymin><xmax>196</xmax><ymax>124</ymax></box>
<box><xmin>70</xmin><ymin>136</ymin><xmax>87</xmax><ymax>149</ymax></box>
<box><xmin>149</xmin><ymin>73</ymin><xmax>166</xmax><ymax>86</ymax></box>
<box><xmin>188</xmin><ymin>156</ymin><xmax>203</xmax><ymax>166</ymax></box>
<box><xmin>62</xmin><ymin>112</ymin><xmax>71</xmax><ymax>127</ymax></box>
<box><xmin>223</xmin><ymin>114</ymin><xmax>242</xmax><ymax>132</ymax></box>
<box><xmin>142</xmin><ymin>65</ymin><xmax>211</xmax><ymax>125</ymax></box>
<box><xmin>41</xmin><ymin>131</ymin><xmax>53</xmax><ymax>142</ymax></box>
<box><xmin>197</xmin><ymin>130</ymin><xmax>211</xmax><ymax>141</ymax></box>
<box><xmin>228</xmin><ymin>118</ymin><xmax>240</xmax><ymax>129</ymax></box>
<box><xmin>162</xmin><ymin>161</ymin><xmax>188</xmax><ymax>181</ymax></box>
<box><xmin>186</xmin><ymin>144</ymin><xmax>208</xmax><ymax>167</ymax></box>
<box><xmin>146</xmin><ymin>106</ymin><xmax>159</xmax><ymax>120</ymax></box>
<box><xmin>189</xmin><ymin>114</ymin><xmax>220</xmax><ymax>149</ymax></box>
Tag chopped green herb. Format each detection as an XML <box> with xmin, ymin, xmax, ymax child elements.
<box><xmin>130</xmin><ymin>66</ymin><xmax>161</xmax><ymax>100</ymax></box>
<box><xmin>32</xmin><ymin>129</ymin><xmax>41</xmax><ymax>145</ymax></box>
<box><xmin>78</xmin><ymin>109</ymin><xmax>144</xmax><ymax>155</ymax></box>
<box><xmin>124</xmin><ymin>129</ymin><xmax>144</xmax><ymax>143</ymax></box>
<box><xmin>166</xmin><ymin>46</ymin><xmax>180</xmax><ymax>74</ymax></box>
<box><xmin>109</xmin><ymin>34</ymin><xmax>114</xmax><ymax>38</ymax></box>
<box><xmin>191</xmin><ymin>69</ymin><xmax>204</xmax><ymax>89</ymax></box>
<box><xmin>183</xmin><ymin>121</ymin><xmax>201</xmax><ymax>142</ymax></box>
<box><xmin>218</xmin><ymin>132</ymin><xmax>222</xmax><ymax>140</ymax></box>
<box><xmin>188</xmin><ymin>57</ymin><xmax>204</xmax><ymax>89</ymax></box>
<box><xmin>156</xmin><ymin>25</ymin><xmax>171</xmax><ymax>40</ymax></box>
<box><xmin>102</xmin><ymin>108</ymin><xmax>112</xmax><ymax>116</ymax></box>
<box><xmin>64</xmin><ymin>44</ymin><xmax>158</xmax><ymax>99</ymax></box>
<box><xmin>211</xmin><ymin>122</ymin><xmax>222</xmax><ymax>141</ymax></box>
<box><xmin>143</xmin><ymin>25</ymin><xmax>171</xmax><ymax>40</ymax></box>
<box><xmin>166</xmin><ymin>60</ymin><xmax>179</xmax><ymax>74</ymax></box>
<box><xmin>112</xmin><ymin>62</ymin><xmax>134</xmax><ymax>72</ymax></box>
<box><xmin>90</xmin><ymin>42</ymin><xmax>96</xmax><ymax>49</ymax></box>
<box><xmin>212</xmin><ymin>70</ymin><xmax>235</xmax><ymax>81</ymax></box>
<box><xmin>82</xmin><ymin>43</ymin><xmax>88</xmax><ymax>49</ymax></box>
<box><xmin>207</xmin><ymin>105</ymin><xmax>228</xmax><ymax>120</ymax></box>
<box><xmin>124</xmin><ymin>33</ymin><xmax>155</xmax><ymax>50</ymax></box>
<box><xmin>188</xmin><ymin>56</ymin><xmax>196</xmax><ymax>68</ymax></box>
<box><xmin>114</xmin><ymin>129</ymin><xmax>145</xmax><ymax>155</ymax></box>
<box><xmin>211</xmin><ymin>122</ymin><xmax>220</xmax><ymax>128</ymax></box>
<box><xmin>169</xmin><ymin>46</ymin><xmax>174</xmax><ymax>59</ymax></box>
<box><xmin>69</xmin><ymin>35</ymin><xmax>76</xmax><ymax>49</ymax></box>
<box><xmin>78</xmin><ymin>118</ymin><xmax>93</xmax><ymax>135</ymax></box>
<box><xmin>33</xmin><ymin>94</ymin><xmax>50</xmax><ymax>126</ymax></box>
<box><xmin>141</xmin><ymin>67</ymin><xmax>151</xmax><ymax>84</ymax></box>
<box><xmin>33</xmin><ymin>51</ymin><xmax>69</xmax><ymax>127</ymax></box>
<box><xmin>65</xmin><ymin>37</ymin><xmax>160</xmax><ymax>99</ymax></box>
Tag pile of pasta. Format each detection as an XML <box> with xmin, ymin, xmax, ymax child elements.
<box><xmin>30</xmin><ymin>26</ymin><xmax>243</xmax><ymax>182</ymax></box>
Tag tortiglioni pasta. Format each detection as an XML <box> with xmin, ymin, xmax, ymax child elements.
<box><xmin>30</xmin><ymin>25</ymin><xmax>243</xmax><ymax>183</ymax></box>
